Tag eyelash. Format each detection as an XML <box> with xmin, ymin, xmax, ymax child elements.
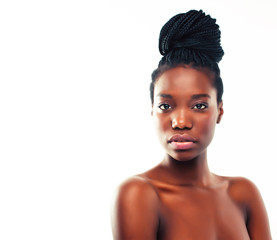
<box><xmin>193</xmin><ymin>103</ymin><xmax>208</xmax><ymax>110</ymax></box>
<box><xmin>158</xmin><ymin>103</ymin><xmax>208</xmax><ymax>111</ymax></box>
<box><xmin>158</xmin><ymin>103</ymin><xmax>171</xmax><ymax>111</ymax></box>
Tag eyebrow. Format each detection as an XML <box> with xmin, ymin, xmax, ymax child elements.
<box><xmin>156</xmin><ymin>93</ymin><xmax>211</xmax><ymax>100</ymax></box>
<box><xmin>191</xmin><ymin>94</ymin><xmax>211</xmax><ymax>100</ymax></box>
<box><xmin>156</xmin><ymin>93</ymin><xmax>172</xmax><ymax>99</ymax></box>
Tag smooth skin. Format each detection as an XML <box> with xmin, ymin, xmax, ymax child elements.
<box><xmin>111</xmin><ymin>66</ymin><xmax>272</xmax><ymax>240</ymax></box>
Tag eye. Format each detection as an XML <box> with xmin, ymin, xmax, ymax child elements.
<box><xmin>193</xmin><ymin>103</ymin><xmax>208</xmax><ymax>110</ymax></box>
<box><xmin>158</xmin><ymin>103</ymin><xmax>171</xmax><ymax>111</ymax></box>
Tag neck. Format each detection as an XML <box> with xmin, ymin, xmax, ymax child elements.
<box><xmin>161</xmin><ymin>151</ymin><xmax>213</xmax><ymax>187</ymax></box>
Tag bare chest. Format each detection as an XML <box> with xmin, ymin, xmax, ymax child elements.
<box><xmin>154</xmin><ymin>184</ymin><xmax>250</xmax><ymax>240</ymax></box>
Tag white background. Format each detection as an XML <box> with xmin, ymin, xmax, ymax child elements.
<box><xmin>0</xmin><ymin>0</ymin><xmax>276</xmax><ymax>239</ymax></box>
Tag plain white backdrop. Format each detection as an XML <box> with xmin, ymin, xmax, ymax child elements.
<box><xmin>0</xmin><ymin>0</ymin><xmax>276</xmax><ymax>239</ymax></box>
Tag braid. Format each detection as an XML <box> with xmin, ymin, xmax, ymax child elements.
<box><xmin>151</xmin><ymin>10</ymin><xmax>224</xmax><ymax>104</ymax></box>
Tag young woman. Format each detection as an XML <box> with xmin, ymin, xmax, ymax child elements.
<box><xmin>111</xmin><ymin>10</ymin><xmax>272</xmax><ymax>240</ymax></box>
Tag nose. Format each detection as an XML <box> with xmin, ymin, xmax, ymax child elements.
<box><xmin>171</xmin><ymin>109</ymin><xmax>192</xmax><ymax>130</ymax></box>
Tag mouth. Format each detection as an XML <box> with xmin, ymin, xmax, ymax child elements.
<box><xmin>168</xmin><ymin>134</ymin><xmax>197</xmax><ymax>150</ymax></box>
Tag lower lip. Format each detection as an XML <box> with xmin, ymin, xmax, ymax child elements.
<box><xmin>169</xmin><ymin>141</ymin><xmax>195</xmax><ymax>150</ymax></box>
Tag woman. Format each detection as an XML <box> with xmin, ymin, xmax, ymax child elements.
<box><xmin>111</xmin><ymin>10</ymin><xmax>272</xmax><ymax>239</ymax></box>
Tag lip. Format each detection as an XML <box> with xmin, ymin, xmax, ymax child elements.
<box><xmin>168</xmin><ymin>134</ymin><xmax>197</xmax><ymax>150</ymax></box>
<box><xmin>168</xmin><ymin>134</ymin><xmax>197</xmax><ymax>143</ymax></box>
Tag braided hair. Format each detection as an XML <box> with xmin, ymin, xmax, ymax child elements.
<box><xmin>150</xmin><ymin>10</ymin><xmax>224</xmax><ymax>104</ymax></box>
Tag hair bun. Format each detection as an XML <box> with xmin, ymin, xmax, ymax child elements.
<box><xmin>159</xmin><ymin>10</ymin><xmax>224</xmax><ymax>63</ymax></box>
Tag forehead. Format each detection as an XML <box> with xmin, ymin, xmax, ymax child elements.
<box><xmin>154</xmin><ymin>66</ymin><xmax>217</xmax><ymax>98</ymax></box>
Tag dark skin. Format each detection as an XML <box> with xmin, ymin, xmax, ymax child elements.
<box><xmin>111</xmin><ymin>66</ymin><xmax>272</xmax><ymax>240</ymax></box>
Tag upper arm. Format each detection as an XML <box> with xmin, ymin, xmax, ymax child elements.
<box><xmin>233</xmin><ymin>177</ymin><xmax>272</xmax><ymax>240</ymax></box>
<box><xmin>111</xmin><ymin>176</ymin><xmax>160</xmax><ymax>240</ymax></box>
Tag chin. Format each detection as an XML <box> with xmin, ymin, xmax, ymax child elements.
<box><xmin>167</xmin><ymin>151</ymin><xmax>200</xmax><ymax>162</ymax></box>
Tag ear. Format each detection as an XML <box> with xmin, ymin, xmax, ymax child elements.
<box><xmin>217</xmin><ymin>101</ymin><xmax>224</xmax><ymax>124</ymax></box>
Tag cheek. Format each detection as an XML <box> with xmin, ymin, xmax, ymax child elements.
<box><xmin>198</xmin><ymin>112</ymin><xmax>217</xmax><ymax>138</ymax></box>
<box><xmin>153</xmin><ymin>114</ymin><xmax>165</xmax><ymax>132</ymax></box>
<box><xmin>153</xmin><ymin>113</ymin><xmax>170</xmax><ymax>138</ymax></box>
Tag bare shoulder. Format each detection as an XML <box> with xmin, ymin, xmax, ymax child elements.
<box><xmin>222</xmin><ymin>176</ymin><xmax>272</xmax><ymax>239</ymax></box>
<box><xmin>223</xmin><ymin>176</ymin><xmax>267</xmax><ymax>209</ymax></box>
<box><xmin>111</xmin><ymin>176</ymin><xmax>160</xmax><ymax>240</ymax></box>
<box><xmin>225</xmin><ymin>176</ymin><xmax>261</xmax><ymax>203</ymax></box>
<box><xmin>114</xmin><ymin>175</ymin><xmax>160</xmax><ymax>203</ymax></box>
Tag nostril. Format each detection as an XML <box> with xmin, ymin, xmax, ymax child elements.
<box><xmin>172</xmin><ymin>117</ymin><xmax>192</xmax><ymax>130</ymax></box>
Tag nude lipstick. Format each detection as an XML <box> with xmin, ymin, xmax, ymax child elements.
<box><xmin>168</xmin><ymin>134</ymin><xmax>197</xmax><ymax>150</ymax></box>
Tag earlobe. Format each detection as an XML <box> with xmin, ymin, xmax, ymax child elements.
<box><xmin>217</xmin><ymin>101</ymin><xmax>224</xmax><ymax>124</ymax></box>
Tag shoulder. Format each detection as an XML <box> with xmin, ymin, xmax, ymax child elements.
<box><xmin>111</xmin><ymin>176</ymin><xmax>160</xmax><ymax>240</ymax></box>
<box><xmin>225</xmin><ymin>176</ymin><xmax>262</xmax><ymax>204</ymax></box>
<box><xmin>224</xmin><ymin>176</ymin><xmax>272</xmax><ymax>239</ymax></box>
<box><xmin>114</xmin><ymin>175</ymin><xmax>160</xmax><ymax>203</ymax></box>
<box><xmin>227</xmin><ymin>177</ymin><xmax>257</xmax><ymax>196</ymax></box>
<box><xmin>222</xmin><ymin>176</ymin><xmax>264</xmax><ymax>209</ymax></box>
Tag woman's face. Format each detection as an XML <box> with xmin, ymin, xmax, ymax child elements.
<box><xmin>152</xmin><ymin>66</ymin><xmax>223</xmax><ymax>161</ymax></box>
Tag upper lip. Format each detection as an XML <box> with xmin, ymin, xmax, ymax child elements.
<box><xmin>168</xmin><ymin>134</ymin><xmax>197</xmax><ymax>143</ymax></box>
